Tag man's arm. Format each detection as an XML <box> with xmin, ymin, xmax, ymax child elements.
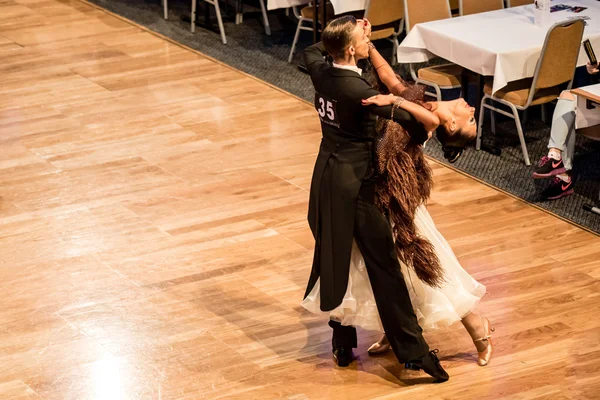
<box><xmin>369</xmin><ymin>104</ymin><xmax>429</xmax><ymax>144</ymax></box>
<box><xmin>303</xmin><ymin>42</ymin><xmax>329</xmax><ymax>77</ymax></box>
<box><xmin>356</xmin><ymin>86</ymin><xmax>438</xmax><ymax>140</ymax></box>
<box><xmin>365</xmin><ymin>95</ymin><xmax>440</xmax><ymax>133</ymax></box>
<box><xmin>356</xmin><ymin>87</ymin><xmax>429</xmax><ymax>144</ymax></box>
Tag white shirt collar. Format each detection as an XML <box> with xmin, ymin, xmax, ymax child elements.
<box><xmin>332</xmin><ymin>62</ymin><xmax>362</xmax><ymax>76</ymax></box>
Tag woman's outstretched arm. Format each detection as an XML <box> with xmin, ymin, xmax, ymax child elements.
<box><xmin>368</xmin><ymin>43</ymin><xmax>406</xmax><ymax>96</ymax></box>
<box><xmin>360</xmin><ymin>19</ymin><xmax>406</xmax><ymax>96</ymax></box>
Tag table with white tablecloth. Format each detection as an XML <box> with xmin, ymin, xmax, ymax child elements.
<box><xmin>571</xmin><ymin>83</ymin><xmax>600</xmax><ymax>129</ymax></box>
<box><xmin>267</xmin><ymin>0</ymin><xmax>367</xmax><ymax>14</ymax></box>
<box><xmin>398</xmin><ymin>0</ymin><xmax>600</xmax><ymax>94</ymax></box>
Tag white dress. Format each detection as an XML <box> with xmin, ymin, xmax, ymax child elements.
<box><xmin>302</xmin><ymin>205</ymin><xmax>486</xmax><ymax>332</ymax></box>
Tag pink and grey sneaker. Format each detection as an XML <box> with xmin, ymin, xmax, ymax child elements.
<box><xmin>541</xmin><ymin>177</ymin><xmax>574</xmax><ymax>200</ymax></box>
<box><xmin>533</xmin><ymin>156</ymin><xmax>567</xmax><ymax>178</ymax></box>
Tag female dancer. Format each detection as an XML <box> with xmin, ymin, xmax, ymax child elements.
<box><xmin>302</xmin><ymin>20</ymin><xmax>494</xmax><ymax>367</ymax></box>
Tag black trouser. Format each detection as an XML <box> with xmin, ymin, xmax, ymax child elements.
<box><xmin>330</xmin><ymin>180</ymin><xmax>430</xmax><ymax>363</ymax></box>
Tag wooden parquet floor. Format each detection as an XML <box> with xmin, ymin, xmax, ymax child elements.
<box><xmin>0</xmin><ymin>1</ymin><xmax>599</xmax><ymax>399</ymax></box>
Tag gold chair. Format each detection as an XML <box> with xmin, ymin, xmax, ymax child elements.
<box><xmin>364</xmin><ymin>0</ymin><xmax>405</xmax><ymax>65</ymax></box>
<box><xmin>459</xmin><ymin>0</ymin><xmax>504</xmax><ymax>16</ymax></box>
<box><xmin>288</xmin><ymin>2</ymin><xmax>335</xmax><ymax>63</ymax></box>
<box><xmin>507</xmin><ymin>0</ymin><xmax>533</xmax><ymax>7</ymax></box>
<box><xmin>191</xmin><ymin>0</ymin><xmax>227</xmax><ymax>44</ymax></box>
<box><xmin>476</xmin><ymin>19</ymin><xmax>585</xmax><ymax>165</ymax></box>
<box><xmin>405</xmin><ymin>0</ymin><xmax>462</xmax><ymax>100</ymax></box>
<box><xmin>164</xmin><ymin>0</ymin><xmax>261</xmax><ymax>45</ymax></box>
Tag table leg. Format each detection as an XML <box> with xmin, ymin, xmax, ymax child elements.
<box><xmin>477</xmin><ymin>75</ymin><xmax>484</xmax><ymax>116</ymax></box>
<box><xmin>321</xmin><ymin>0</ymin><xmax>327</xmax><ymax>33</ymax></box>
<box><xmin>204</xmin><ymin>1</ymin><xmax>211</xmax><ymax>25</ymax></box>
<box><xmin>313</xmin><ymin>0</ymin><xmax>327</xmax><ymax>43</ymax></box>
<box><xmin>313</xmin><ymin>1</ymin><xmax>318</xmax><ymax>43</ymax></box>
<box><xmin>476</xmin><ymin>75</ymin><xmax>502</xmax><ymax>156</ymax></box>
<box><xmin>461</xmin><ymin>70</ymin><xmax>469</xmax><ymax>103</ymax></box>
<box><xmin>181</xmin><ymin>2</ymin><xmax>212</xmax><ymax>30</ymax></box>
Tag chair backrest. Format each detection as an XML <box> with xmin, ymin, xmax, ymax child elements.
<box><xmin>404</xmin><ymin>0</ymin><xmax>451</xmax><ymax>32</ymax></box>
<box><xmin>364</xmin><ymin>0</ymin><xmax>404</xmax><ymax>26</ymax></box>
<box><xmin>527</xmin><ymin>19</ymin><xmax>585</xmax><ymax>103</ymax></box>
<box><xmin>507</xmin><ymin>0</ymin><xmax>532</xmax><ymax>7</ymax></box>
<box><xmin>459</xmin><ymin>0</ymin><xmax>504</xmax><ymax>16</ymax></box>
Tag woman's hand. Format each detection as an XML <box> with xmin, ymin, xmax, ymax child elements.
<box><xmin>358</xmin><ymin>18</ymin><xmax>372</xmax><ymax>39</ymax></box>
<box><xmin>362</xmin><ymin>93</ymin><xmax>395</xmax><ymax>107</ymax></box>
<box><xmin>586</xmin><ymin>62</ymin><xmax>599</xmax><ymax>75</ymax></box>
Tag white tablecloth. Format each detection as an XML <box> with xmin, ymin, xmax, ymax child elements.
<box><xmin>575</xmin><ymin>84</ymin><xmax>600</xmax><ymax>129</ymax></box>
<box><xmin>329</xmin><ymin>0</ymin><xmax>367</xmax><ymax>14</ymax></box>
<box><xmin>398</xmin><ymin>0</ymin><xmax>600</xmax><ymax>94</ymax></box>
<box><xmin>267</xmin><ymin>0</ymin><xmax>367</xmax><ymax>14</ymax></box>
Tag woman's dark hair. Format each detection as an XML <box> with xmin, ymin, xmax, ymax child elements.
<box><xmin>436</xmin><ymin>124</ymin><xmax>469</xmax><ymax>163</ymax></box>
<box><xmin>436</xmin><ymin>124</ymin><xmax>459</xmax><ymax>146</ymax></box>
<box><xmin>322</xmin><ymin>16</ymin><xmax>357</xmax><ymax>61</ymax></box>
<box><xmin>367</xmin><ymin>63</ymin><xmax>469</xmax><ymax>163</ymax></box>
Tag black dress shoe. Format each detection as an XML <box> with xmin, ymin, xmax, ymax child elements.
<box><xmin>405</xmin><ymin>349</ymin><xmax>449</xmax><ymax>382</ymax></box>
<box><xmin>333</xmin><ymin>347</ymin><xmax>354</xmax><ymax>367</ymax></box>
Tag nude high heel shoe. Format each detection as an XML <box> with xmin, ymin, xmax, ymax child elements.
<box><xmin>473</xmin><ymin>317</ymin><xmax>495</xmax><ymax>366</ymax></box>
<box><xmin>367</xmin><ymin>334</ymin><xmax>391</xmax><ymax>355</ymax></box>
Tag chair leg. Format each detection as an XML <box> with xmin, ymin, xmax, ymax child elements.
<box><xmin>212</xmin><ymin>0</ymin><xmax>227</xmax><ymax>44</ymax></box>
<box><xmin>434</xmin><ymin>84</ymin><xmax>442</xmax><ymax>102</ymax></box>
<box><xmin>410</xmin><ymin>64</ymin><xmax>419</xmax><ymax>81</ymax></box>
<box><xmin>163</xmin><ymin>0</ymin><xmax>168</xmax><ymax>19</ymax></box>
<box><xmin>476</xmin><ymin>95</ymin><xmax>488</xmax><ymax>151</ymax></box>
<box><xmin>391</xmin><ymin>36</ymin><xmax>399</xmax><ymax>66</ymax></box>
<box><xmin>191</xmin><ymin>0</ymin><xmax>196</xmax><ymax>32</ymax></box>
<box><xmin>541</xmin><ymin>103</ymin><xmax>547</xmax><ymax>123</ymax></box>
<box><xmin>509</xmin><ymin>104</ymin><xmax>531</xmax><ymax>166</ymax></box>
<box><xmin>259</xmin><ymin>0</ymin><xmax>271</xmax><ymax>36</ymax></box>
<box><xmin>288</xmin><ymin>19</ymin><xmax>304</xmax><ymax>63</ymax></box>
<box><xmin>415</xmin><ymin>78</ymin><xmax>442</xmax><ymax>101</ymax></box>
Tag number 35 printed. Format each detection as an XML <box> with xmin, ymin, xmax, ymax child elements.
<box><xmin>314</xmin><ymin>92</ymin><xmax>340</xmax><ymax>128</ymax></box>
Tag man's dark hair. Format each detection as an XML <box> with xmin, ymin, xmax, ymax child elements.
<box><xmin>322</xmin><ymin>16</ymin><xmax>358</xmax><ymax>61</ymax></box>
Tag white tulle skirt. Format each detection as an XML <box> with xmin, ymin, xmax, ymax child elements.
<box><xmin>302</xmin><ymin>205</ymin><xmax>486</xmax><ymax>332</ymax></box>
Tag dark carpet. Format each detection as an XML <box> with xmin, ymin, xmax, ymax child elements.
<box><xmin>84</xmin><ymin>0</ymin><xmax>600</xmax><ymax>234</ymax></box>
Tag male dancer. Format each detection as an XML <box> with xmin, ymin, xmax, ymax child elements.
<box><xmin>303</xmin><ymin>16</ymin><xmax>448</xmax><ymax>382</ymax></box>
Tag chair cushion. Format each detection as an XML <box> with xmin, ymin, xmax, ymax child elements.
<box><xmin>417</xmin><ymin>64</ymin><xmax>463</xmax><ymax>87</ymax></box>
<box><xmin>370</xmin><ymin>28</ymin><xmax>396</xmax><ymax>41</ymax></box>
<box><xmin>301</xmin><ymin>3</ymin><xmax>335</xmax><ymax>20</ymax></box>
<box><xmin>484</xmin><ymin>78</ymin><xmax>560</xmax><ymax>107</ymax></box>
